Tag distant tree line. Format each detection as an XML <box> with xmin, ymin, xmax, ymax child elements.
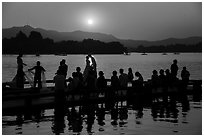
<box><xmin>135</xmin><ymin>42</ymin><xmax>202</xmax><ymax>53</ymax></box>
<box><xmin>2</xmin><ymin>31</ymin><xmax>127</xmax><ymax>54</ymax></box>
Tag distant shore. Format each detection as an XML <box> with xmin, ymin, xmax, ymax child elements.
<box><xmin>2</xmin><ymin>52</ymin><xmax>202</xmax><ymax>55</ymax></box>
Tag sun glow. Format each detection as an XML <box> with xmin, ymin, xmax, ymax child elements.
<box><xmin>87</xmin><ymin>19</ymin><xmax>93</xmax><ymax>25</ymax></box>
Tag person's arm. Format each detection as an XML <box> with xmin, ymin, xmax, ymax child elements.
<box><xmin>28</xmin><ymin>66</ymin><xmax>35</xmax><ymax>71</ymax></box>
<box><xmin>23</xmin><ymin>62</ymin><xmax>27</xmax><ymax>66</ymax></box>
<box><xmin>41</xmin><ymin>66</ymin><xmax>46</xmax><ymax>72</ymax></box>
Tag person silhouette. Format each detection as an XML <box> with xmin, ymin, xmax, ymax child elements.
<box><xmin>86</xmin><ymin>69</ymin><xmax>96</xmax><ymax>90</ymax></box>
<box><xmin>52</xmin><ymin>75</ymin><xmax>66</xmax><ymax>135</ymax></box>
<box><xmin>17</xmin><ymin>53</ymin><xmax>27</xmax><ymax>68</ymax></box>
<box><xmin>83</xmin><ymin>56</ymin><xmax>91</xmax><ymax>82</ymax></box>
<box><xmin>96</xmin><ymin>71</ymin><xmax>107</xmax><ymax>90</ymax></box>
<box><xmin>111</xmin><ymin>70</ymin><xmax>120</xmax><ymax>90</ymax></box>
<box><xmin>159</xmin><ymin>69</ymin><xmax>166</xmax><ymax>87</ymax></box>
<box><xmin>181</xmin><ymin>67</ymin><xmax>190</xmax><ymax>84</ymax></box>
<box><xmin>165</xmin><ymin>69</ymin><xmax>173</xmax><ymax>86</ymax></box>
<box><xmin>131</xmin><ymin>71</ymin><xmax>144</xmax><ymax>107</ymax></box>
<box><xmin>76</xmin><ymin>67</ymin><xmax>83</xmax><ymax>82</ymax></box>
<box><xmin>119</xmin><ymin>68</ymin><xmax>129</xmax><ymax>88</ymax></box>
<box><xmin>16</xmin><ymin>64</ymin><xmax>25</xmax><ymax>88</ymax></box>
<box><xmin>133</xmin><ymin>71</ymin><xmax>144</xmax><ymax>90</ymax></box>
<box><xmin>69</xmin><ymin>72</ymin><xmax>80</xmax><ymax>91</ymax></box>
<box><xmin>28</xmin><ymin>61</ymin><xmax>45</xmax><ymax>89</ymax></box>
<box><xmin>88</xmin><ymin>54</ymin><xmax>97</xmax><ymax>78</ymax></box>
<box><xmin>16</xmin><ymin>54</ymin><xmax>27</xmax><ymax>88</ymax></box>
<box><xmin>151</xmin><ymin>70</ymin><xmax>159</xmax><ymax>89</ymax></box>
<box><xmin>128</xmin><ymin>68</ymin><xmax>134</xmax><ymax>82</ymax></box>
<box><xmin>135</xmin><ymin>71</ymin><xmax>144</xmax><ymax>84</ymax></box>
<box><xmin>181</xmin><ymin>67</ymin><xmax>190</xmax><ymax>91</ymax></box>
<box><xmin>58</xmin><ymin>59</ymin><xmax>68</xmax><ymax>79</ymax></box>
<box><xmin>171</xmin><ymin>59</ymin><xmax>178</xmax><ymax>79</ymax></box>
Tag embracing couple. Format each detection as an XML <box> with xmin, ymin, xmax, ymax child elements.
<box><xmin>83</xmin><ymin>54</ymin><xmax>97</xmax><ymax>80</ymax></box>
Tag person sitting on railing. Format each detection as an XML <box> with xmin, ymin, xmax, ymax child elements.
<box><xmin>96</xmin><ymin>71</ymin><xmax>107</xmax><ymax>95</ymax></box>
<box><xmin>119</xmin><ymin>68</ymin><xmax>129</xmax><ymax>89</ymax></box>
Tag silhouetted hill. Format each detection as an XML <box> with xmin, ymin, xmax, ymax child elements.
<box><xmin>3</xmin><ymin>25</ymin><xmax>119</xmax><ymax>42</ymax></box>
<box><xmin>3</xmin><ymin>25</ymin><xmax>202</xmax><ymax>49</ymax></box>
<box><xmin>2</xmin><ymin>30</ymin><xmax>127</xmax><ymax>54</ymax></box>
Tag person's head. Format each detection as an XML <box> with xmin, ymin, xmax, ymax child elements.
<box><xmin>119</xmin><ymin>69</ymin><xmax>124</xmax><ymax>74</ymax></box>
<box><xmin>18</xmin><ymin>53</ymin><xmax>23</xmax><ymax>57</ymax></box>
<box><xmin>183</xmin><ymin>67</ymin><xmax>186</xmax><ymax>70</ymax></box>
<box><xmin>86</xmin><ymin>56</ymin><xmax>89</xmax><ymax>60</ymax></box>
<box><xmin>62</xmin><ymin>59</ymin><xmax>66</xmax><ymax>64</ymax></box>
<box><xmin>99</xmin><ymin>71</ymin><xmax>104</xmax><ymax>77</ymax></box>
<box><xmin>88</xmin><ymin>54</ymin><xmax>92</xmax><ymax>57</ymax></box>
<box><xmin>153</xmin><ymin>70</ymin><xmax>157</xmax><ymax>75</ymax></box>
<box><xmin>112</xmin><ymin>70</ymin><xmax>117</xmax><ymax>76</ymax></box>
<box><xmin>76</xmin><ymin>67</ymin><xmax>81</xmax><ymax>72</ymax></box>
<box><xmin>159</xmin><ymin>69</ymin><xmax>164</xmax><ymax>75</ymax></box>
<box><xmin>173</xmin><ymin>59</ymin><xmax>177</xmax><ymax>64</ymax></box>
<box><xmin>135</xmin><ymin>71</ymin><xmax>140</xmax><ymax>77</ymax></box>
<box><xmin>128</xmin><ymin>68</ymin><xmax>132</xmax><ymax>73</ymax></box>
<box><xmin>37</xmin><ymin>61</ymin><xmax>40</xmax><ymax>66</ymax></box>
<box><xmin>60</xmin><ymin>61</ymin><xmax>63</xmax><ymax>66</ymax></box>
<box><xmin>165</xmin><ymin>69</ymin><xmax>170</xmax><ymax>75</ymax></box>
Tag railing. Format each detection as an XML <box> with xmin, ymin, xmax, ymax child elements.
<box><xmin>2</xmin><ymin>78</ymin><xmax>202</xmax><ymax>114</ymax></box>
<box><xmin>2</xmin><ymin>79</ymin><xmax>202</xmax><ymax>89</ymax></box>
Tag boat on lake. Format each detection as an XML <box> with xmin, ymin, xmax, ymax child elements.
<box><xmin>141</xmin><ymin>52</ymin><xmax>147</xmax><ymax>55</ymax></box>
<box><xmin>124</xmin><ymin>52</ymin><xmax>131</xmax><ymax>55</ymax></box>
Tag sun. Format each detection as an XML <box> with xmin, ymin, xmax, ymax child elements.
<box><xmin>87</xmin><ymin>19</ymin><xmax>93</xmax><ymax>25</ymax></box>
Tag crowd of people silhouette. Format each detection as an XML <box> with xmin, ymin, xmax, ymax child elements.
<box><xmin>10</xmin><ymin>54</ymin><xmax>196</xmax><ymax>135</ymax></box>
<box><xmin>15</xmin><ymin>54</ymin><xmax>191</xmax><ymax>94</ymax></box>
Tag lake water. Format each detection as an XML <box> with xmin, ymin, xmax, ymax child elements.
<box><xmin>2</xmin><ymin>53</ymin><xmax>202</xmax><ymax>135</ymax></box>
<box><xmin>2</xmin><ymin>53</ymin><xmax>202</xmax><ymax>82</ymax></box>
<box><xmin>2</xmin><ymin>100</ymin><xmax>202</xmax><ymax>135</ymax></box>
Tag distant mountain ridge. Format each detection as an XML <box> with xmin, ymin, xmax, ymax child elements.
<box><xmin>3</xmin><ymin>25</ymin><xmax>202</xmax><ymax>49</ymax></box>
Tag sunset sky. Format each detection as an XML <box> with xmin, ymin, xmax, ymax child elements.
<box><xmin>2</xmin><ymin>2</ymin><xmax>202</xmax><ymax>40</ymax></box>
